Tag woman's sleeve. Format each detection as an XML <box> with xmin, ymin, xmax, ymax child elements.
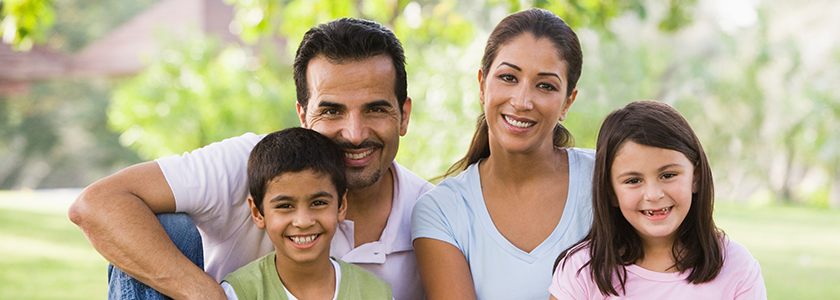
<box><xmin>411</xmin><ymin>188</ymin><xmax>460</xmax><ymax>248</ymax></box>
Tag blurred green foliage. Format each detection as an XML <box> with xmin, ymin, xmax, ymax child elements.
<box><xmin>0</xmin><ymin>0</ymin><xmax>54</xmax><ymax>50</ymax></box>
<box><xmin>3</xmin><ymin>0</ymin><xmax>839</xmax><ymax>207</ymax></box>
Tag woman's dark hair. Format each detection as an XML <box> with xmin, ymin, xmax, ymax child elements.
<box><xmin>555</xmin><ymin>100</ymin><xmax>723</xmax><ymax>296</ymax></box>
<box><xmin>443</xmin><ymin>8</ymin><xmax>583</xmax><ymax>177</ymax></box>
<box><xmin>248</xmin><ymin>127</ymin><xmax>347</xmax><ymax>214</ymax></box>
<box><xmin>294</xmin><ymin>17</ymin><xmax>407</xmax><ymax>114</ymax></box>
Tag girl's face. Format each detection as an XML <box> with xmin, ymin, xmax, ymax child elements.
<box><xmin>478</xmin><ymin>33</ymin><xmax>577</xmax><ymax>154</ymax></box>
<box><xmin>610</xmin><ymin>141</ymin><xmax>697</xmax><ymax>247</ymax></box>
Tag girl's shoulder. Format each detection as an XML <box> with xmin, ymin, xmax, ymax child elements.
<box><xmin>555</xmin><ymin>242</ymin><xmax>594</xmax><ymax>273</ymax></box>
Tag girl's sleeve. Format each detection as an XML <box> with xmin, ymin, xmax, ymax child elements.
<box><xmin>548</xmin><ymin>253</ymin><xmax>590</xmax><ymax>300</ymax></box>
<box><xmin>733</xmin><ymin>256</ymin><xmax>767</xmax><ymax>300</ymax></box>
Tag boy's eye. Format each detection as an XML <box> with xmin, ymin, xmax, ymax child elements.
<box><xmin>312</xmin><ymin>200</ymin><xmax>328</xmax><ymax>206</ymax></box>
<box><xmin>276</xmin><ymin>203</ymin><xmax>293</xmax><ymax>209</ymax></box>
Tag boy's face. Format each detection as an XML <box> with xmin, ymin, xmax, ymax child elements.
<box><xmin>248</xmin><ymin>169</ymin><xmax>347</xmax><ymax>265</ymax></box>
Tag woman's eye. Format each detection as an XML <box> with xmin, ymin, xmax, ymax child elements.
<box><xmin>499</xmin><ymin>74</ymin><xmax>517</xmax><ymax>82</ymax></box>
<box><xmin>537</xmin><ymin>82</ymin><xmax>557</xmax><ymax>91</ymax></box>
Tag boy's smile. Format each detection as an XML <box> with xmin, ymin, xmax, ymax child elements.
<box><xmin>249</xmin><ymin>169</ymin><xmax>347</xmax><ymax>265</ymax></box>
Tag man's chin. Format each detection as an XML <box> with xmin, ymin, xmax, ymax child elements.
<box><xmin>346</xmin><ymin>168</ymin><xmax>382</xmax><ymax>190</ymax></box>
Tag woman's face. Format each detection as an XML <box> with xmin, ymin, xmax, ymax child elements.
<box><xmin>479</xmin><ymin>33</ymin><xmax>577</xmax><ymax>155</ymax></box>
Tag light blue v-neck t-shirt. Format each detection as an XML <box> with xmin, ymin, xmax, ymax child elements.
<box><xmin>411</xmin><ymin>147</ymin><xmax>595</xmax><ymax>300</ymax></box>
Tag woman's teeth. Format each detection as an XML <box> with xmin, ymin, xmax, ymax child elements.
<box><xmin>504</xmin><ymin>115</ymin><xmax>535</xmax><ymax>128</ymax></box>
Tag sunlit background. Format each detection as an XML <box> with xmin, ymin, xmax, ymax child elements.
<box><xmin>1</xmin><ymin>0</ymin><xmax>839</xmax><ymax>299</ymax></box>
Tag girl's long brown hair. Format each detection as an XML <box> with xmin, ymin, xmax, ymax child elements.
<box><xmin>442</xmin><ymin>8</ymin><xmax>582</xmax><ymax>178</ymax></box>
<box><xmin>555</xmin><ymin>100</ymin><xmax>723</xmax><ymax>296</ymax></box>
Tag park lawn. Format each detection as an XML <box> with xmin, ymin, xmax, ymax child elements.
<box><xmin>714</xmin><ymin>203</ymin><xmax>840</xmax><ymax>299</ymax></box>
<box><xmin>0</xmin><ymin>197</ymin><xmax>838</xmax><ymax>299</ymax></box>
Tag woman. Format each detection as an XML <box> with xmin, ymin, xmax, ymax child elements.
<box><xmin>411</xmin><ymin>8</ymin><xmax>594</xmax><ymax>300</ymax></box>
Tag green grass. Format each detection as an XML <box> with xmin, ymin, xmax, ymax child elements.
<box><xmin>1</xmin><ymin>192</ymin><xmax>838</xmax><ymax>299</ymax></box>
<box><xmin>0</xmin><ymin>208</ymin><xmax>108</xmax><ymax>300</ymax></box>
<box><xmin>714</xmin><ymin>203</ymin><xmax>840</xmax><ymax>299</ymax></box>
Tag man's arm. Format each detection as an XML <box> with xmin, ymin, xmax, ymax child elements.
<box><xmin>68</xmin><ymin>161</ymin><xmax>226</xmax><ymax>300</ymax></box>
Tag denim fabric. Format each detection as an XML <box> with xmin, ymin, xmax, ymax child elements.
<box><xmin>107</xmin><ymin>213</ymin><xmax>203</xmax><ymax>300</ymax></box>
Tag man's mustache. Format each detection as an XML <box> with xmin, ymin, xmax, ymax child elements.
<box><xmin>335</xmin><ymin>140</ymin><xmax>383</xmax><ymax>150</ymax></box>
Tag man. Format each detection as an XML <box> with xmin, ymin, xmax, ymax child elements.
<box><xmin>69</xmin><ymin>18</ymin><xmax>432</xmax><ymax>300</ymax></box>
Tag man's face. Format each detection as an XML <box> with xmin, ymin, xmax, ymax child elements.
<box><xmin>297</xmin><ymin>54</ymin><xmax>411</xmax><ymax>189</ymax></box>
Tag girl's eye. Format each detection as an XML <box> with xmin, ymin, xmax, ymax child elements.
<box><xmin>662</xmin><ymin>173</ymin><xmax>677</xmax><ymax>179</ymax></box>
<box><xmin>625</xmin><ymin>178</ymin><xmax>641</xmax><ymax>184</ymax></box>
<box><xmin>499</xmin><ymin>74</ymin><xmax>517</xmax><ymax>83</ymax></box>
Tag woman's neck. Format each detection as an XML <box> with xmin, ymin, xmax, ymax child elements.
<box><xmin>482</xmin><ymin>142</ymin><xmax>566</xmax><ymax>185</ymax></box>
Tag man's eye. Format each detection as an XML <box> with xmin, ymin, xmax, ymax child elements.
<box><xmin>322</xmin><ymin>109</ymin><xmax>339</xmax><ymax>115</ymax></box>
<box><xmin>370</xmin><ymin>107</ymin><xmax>386</xmax><ymax>113</ymax></box>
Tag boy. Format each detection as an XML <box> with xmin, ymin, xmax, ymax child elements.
<box><xmin>221</xmin><ymin>128</ymin><xmax>392</xmax><ymax>299</ymax></box>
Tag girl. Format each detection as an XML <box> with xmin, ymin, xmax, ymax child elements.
<box><xmin>550</xmin><ymin>101</ymin><xmax>766</xmax><ymax>299</ymax></box>
<box><xmin>412</xmin><ymin>8</ymin><xmax>594</xmax><ymax>300</ymax></box>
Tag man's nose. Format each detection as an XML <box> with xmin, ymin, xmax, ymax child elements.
<box><xmin>340</xmin><ymin>113</ymin><xmax>371</xmax><ymax>145</ymax></box>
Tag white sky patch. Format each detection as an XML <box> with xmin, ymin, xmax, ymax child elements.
<box><xmin>717</xmin><ymin>0</ymin><xmax>759</xmax><ymax>32</ymax></box>
<box><xmin>405</xmin><ymin>2</ymin><xmax>422</xmax><ymax>29</ymax></box>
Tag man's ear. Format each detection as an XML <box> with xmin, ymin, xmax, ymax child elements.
<box><xmin>296</xmin><ymin>102</ymin><xmax>307</xmax><ymax>127</ymax></box>
<box><xmin>399</xmin><ymin>97</ymin><xmax>412</xmax><ymax>136</ymax></box>
<box><xmin>248</xmin><ymin>196</ymin><xmax>266</xmax><ymax>229</ymax></box>
<box><xmin>337</xmin><ymin>191</ymin><xmax>348</xmax><ymax>223</ymax></box>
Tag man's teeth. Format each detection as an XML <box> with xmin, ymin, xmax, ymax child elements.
<box><xmin>641</xmin><ymin>207</ymin><xmax>672</xmax><ymax>216</ymax></box>
<box><xmin>345</xmin><ymin>149</ymin><xmax>373</xmax><ymax>160</ymax></box>
<box><xmin>504</xmin><ymin>115</ymin><xmax>535</xmax><ymax>128</ymax></box>
<box><xmin>290</xmin><ymin>234</ymin><xmax>319</xmax><ymax>245</ymax></box>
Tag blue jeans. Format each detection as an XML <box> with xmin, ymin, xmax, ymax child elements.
<box><xmin>107</xmin><ymin>213</ymin><xmax>203</xmax><ymax>300</ymax></box>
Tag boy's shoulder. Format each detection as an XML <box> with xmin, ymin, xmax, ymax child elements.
<box><xmin>222</xmin><ymin>252</ymin><xmax>286</xmax><ymax>300</ymax></box>
<box><xmin>335</xmin><ymin>258</ymin><xmax>393</xmax><ymax>299</ymax></box>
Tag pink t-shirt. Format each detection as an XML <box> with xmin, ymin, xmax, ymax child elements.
<box><xmin>549</xmin><ymin>237</ymin><xmax>766</xmax><ymax>300</ymax></box>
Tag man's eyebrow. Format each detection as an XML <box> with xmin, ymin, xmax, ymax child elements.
<box><xmin>317</xmin><ymin>101</ymin><xmax>347</xmax><ymax>109</ymax></box>
<box><xmin>363</xmin><ymin>100</ymin><xmax>394</xmax><ymax>109</ymax></box>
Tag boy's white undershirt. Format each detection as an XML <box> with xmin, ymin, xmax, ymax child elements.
<box><xmin>221</xmin><ymin>258</ymin><xmax>341</xmax><ymax>300</ymax></box>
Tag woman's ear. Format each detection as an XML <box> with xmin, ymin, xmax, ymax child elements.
<box><xmin>478</xmin><ymin>69</ymin><xmax>486</xmax><ymax>105</ymax></box>
<box><xmin>558</xmin><ymin>88</ymin><xmax>578</xmax><ymax>122</ymax></box>
<box><xmin>248</xmin><ymin>196</ymin><xmax>266</xmax><ymax>229</ymax></box>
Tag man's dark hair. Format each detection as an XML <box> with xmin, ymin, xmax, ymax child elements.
<box><xmin>293</xmin><ymin>18</ymin><xmax>407</xmax><ymax>113</ymax></box>
<box><xmin>248</xmin><ymin>128</ymin><xmax>347</xmax><ymax>214</ymax></box>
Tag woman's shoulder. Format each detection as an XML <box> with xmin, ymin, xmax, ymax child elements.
<box><xmin>419</xmin><ymin>163</ymin><xmax>480</xmax><ymax>202</ymax></box>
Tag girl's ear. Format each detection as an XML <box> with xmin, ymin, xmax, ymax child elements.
<box><xmin>692</xmin><ymin>167</ymin><xmax>701</xmax><ymax>194</ymax></box>
<box><xmin>248</xmin><ymin>196</ymin><xmax>266</xmax><ymax>229</ymax></box>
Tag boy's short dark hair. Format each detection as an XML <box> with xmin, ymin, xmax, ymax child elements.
<box><xmin>248</xmin><ymin>128</ymin><xmax>347</xmax><ymax>214</ymax></box>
